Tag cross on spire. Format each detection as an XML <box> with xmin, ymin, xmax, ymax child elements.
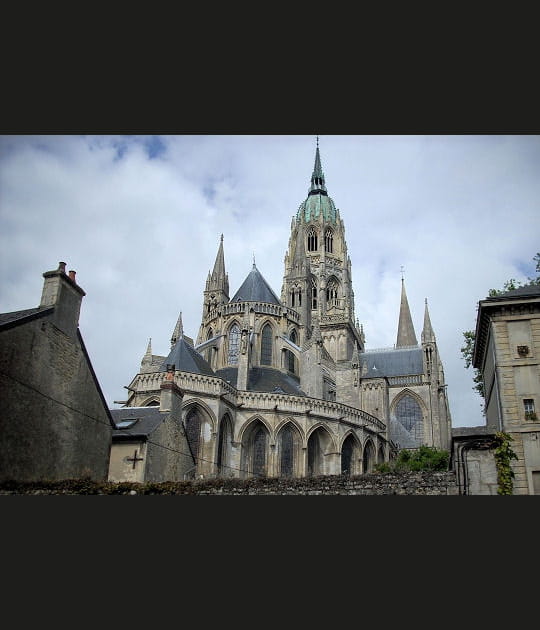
<box><xmin>400</xmin><ymin>265</ymin><xmax>405</xmax><ymax>281</ymax></box>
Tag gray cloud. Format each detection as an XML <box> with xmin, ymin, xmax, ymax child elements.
<box><xmin>1</xmin><ymin>134</ymin><xmax>539</xmax><ymax>426</ymax></box>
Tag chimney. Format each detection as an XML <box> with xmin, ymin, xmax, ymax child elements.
<box><xmin>160</xmin><ymin>365</ymin><xmax>184</xmax><ymax>419</ymax></box>
<box><xmin>40</xmin><ymin>261</ymin><xmax>86</xmax><ymax>338</ymax></box>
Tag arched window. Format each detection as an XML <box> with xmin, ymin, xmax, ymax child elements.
<box><xmin>307</xmin><ymin>227</ymin><xmax>318</xmax><ymax>252</ymax></box>
<box><xmin>205</xmin><ymin>328</ymin><xmax>214</xmax><ymax>368</ymax></box>
<box><xmin>185</xmin><ymin>408</ymin><xmax>202</xmax><ymax>464</ymax></box>
<box><xmin>324</xmin><ymin>229</ymin><xmax>333</xmax><ymax>253</ymax></box>
<box><xmin>216</xmin><ymin>414</ymin><xmax>233</xmax><ymax>476</ymax></box>
<box><xmin>280</xmin><ymin>425</ymin><xmax>294</xmax><ymax>477</ymax></box>
<box><xmin>341</xmin><ymin>435</ymin><xmax>355</xmax><ymax>475</ymax></box>
<box><xmin>395</xmin><ymin>394</ymin><xmax>424</xmax><ymax>445</ymax></box>
<box><xmin>252</xmin><ymin>425</ymin><xmax>267</xmax><ymax>477</ymax></box>
<box><xmin>290</xmin><ymin>289</ymin><xmax>295</xmax><ymax>307</ymax></box>
<box><xmin>228</xmin><ymin>323</ymin><xmax>240</xmax><ymax>365</ymax></box>
<box><xmin>311</xmin><ymin>277</ymin><xmax>318</xmax><ymax>310</ymax></box>
<box><xmin>261</xmin><ymin>323</ymin><xmax>273</xmax><ymax>365</ymax></box>
<box><xmin>363</xmin><ymin>440</ymin><xmax>375</xmax><ymax>473</ymax></box>
<box><xmin>307</xmin><ymin>431</ymin><xmax>323</xmax><ymax>476</ymax></box>
<box><xmin>326</xmin><ymin>278</ymin><xmax>339</xmax><ymax>308</ymax></box>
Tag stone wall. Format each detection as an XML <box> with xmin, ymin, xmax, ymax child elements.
<box><xmin>0</xmin><ymin>471</ymin><xmax>459</xmax><ymax>495</ymax></box>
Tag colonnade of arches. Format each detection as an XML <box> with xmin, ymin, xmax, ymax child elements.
<box><xmin>183</xmin><ymin>404</ymin><xmax>386</xmax><ymax>479</ymax></box>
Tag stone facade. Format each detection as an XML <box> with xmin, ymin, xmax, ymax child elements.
<box><xmin>0</xmin><ymin>263</ymin><xmax>114</xmax><ymax>482</ymax></box>
<box><xmin>470</xmin><ymin>284</ymin><xmax>540</xmax><ymax>494</ymax></box>
<box><xmin>112</xmin><ymin>144</ymin><xmax>452</xmax><ymax>482</ymax></box>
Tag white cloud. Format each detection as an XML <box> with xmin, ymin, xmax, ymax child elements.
<box><xmin>1</xmin><ymin>134</ymin><xmax>539</xmax><ymax>426</ymax></box>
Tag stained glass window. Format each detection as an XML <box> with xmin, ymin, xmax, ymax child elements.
<box><xmin>280</xmin><ymin>425</ymin><xmax>294</xmax><ymax>477</ymax></box>
<box><xmin>261</xmin><ymin>323</ymin><xmax>273</xmax><ymax>365</ymax></box>
<box><xmin>252</xmin><ymin>426</ymin><xmax>267</xmax><ymax>477</ymax></box>
<box><xmin>395</xmin><ymin>395</ymin><xmax>422</xmax><ymax>432</ymax></box>
<box><xmin>228</xmin><ymin>323</ymin><xmax>240</xmax><ymax>365</ymax></box>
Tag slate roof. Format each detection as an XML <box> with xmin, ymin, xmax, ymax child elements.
<box><xmin>110</xmin><ymin>406</ymin><xmax>165</xmax><ymax>440</ymax></box>
<box><xmin>0</xmin><ymin>306</ymin><xmax>53</xmax><ymax>330</ymax></box>
<box><xmin>230</xmin><ymin>264</ymin><xmax>282</xmax><ymax>305</ymax></box>
<box><xmin>360</xmin><ymin>346</ymin><xmax>423</xmax><ymax>378</ymax></box>
<box><xmin>216</xmin><ymin>366</ymin><xmax>306</xmax><ymax>396</ymax></box>
<box><xmin>160</xmin><ymin>336</ymin><xmax>215</xmax><ymax>376</ymax></box>
<box><xmin>485</xmin><ymin>283</ymin><xmax>540</xmax><ymax>300</ymax></box>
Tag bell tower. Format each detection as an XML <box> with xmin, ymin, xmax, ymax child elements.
<box><xmin>281</xmin><ymin>139</ymin><xmax>363</xmax><ymax>362</ymax></box>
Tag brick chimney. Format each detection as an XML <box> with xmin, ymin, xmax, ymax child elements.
<box><xmin>40</xmin><ymin>261</ymin><xmax>86</xmax><ymax>338</ymax></box>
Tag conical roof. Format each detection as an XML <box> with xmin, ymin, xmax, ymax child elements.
<box><xmin>396</xmin><ymin>279</ymin><xmax>418</xmax><ymax>347</ymax></box>
<box><xmin>160</xmin><ymin>337</ymin><xmax>215</xmax><ymax>376</ymax></box>
<box><xmin>230</xmin><ymin>263</ymin><xmax>282</xmax><ymax>305</ymax></box>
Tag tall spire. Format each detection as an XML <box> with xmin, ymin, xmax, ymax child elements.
<box><xmin>171</xmin><ymin>312</ymin><xmax>184</xmax><ymax>348</ymax></box>
<box><xmin>206</xmin><ymin>233</ymin><xmax>229</xmax><ymax>297</ymax></box>
<box><xmin>421</xmin><ymin>298</ymin><xmax>436</xmax><ymax>343</ymax></box>
<box><xmin>396</xmin><ymin>278</ymin><xmax>418</xmax><ymax>347</ymax></box>
<box><xmin>308</xmin><ymin>137</ymin><xmax>327</xmax><ymax>196</ymax></box>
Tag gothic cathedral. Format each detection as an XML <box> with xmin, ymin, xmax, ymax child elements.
<box><xmin>115</xmin><ymin>142</ymin><xmax>452</xmax><ymax>480</ymax></box>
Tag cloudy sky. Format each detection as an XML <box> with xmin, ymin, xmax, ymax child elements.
<box><xmin>1</xmin><ymin>134</ymin><xmax>539</xmax><ymax>428</ymax></box>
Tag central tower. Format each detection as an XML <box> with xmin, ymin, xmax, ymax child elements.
<box><xmin>281</xmin><ymin>141</ymin><xmax>364</xmax><ymax>364</ymax></box>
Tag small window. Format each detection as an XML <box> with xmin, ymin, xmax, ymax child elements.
<box><xmin>116</xmin><ymin>419</ymin><xmax>139</xmax><ymax>429</ymax></box>
<box><xmin>524</xmin><ymin>399</ymin><xmax>536</xmax><ymax>420</ymax></box>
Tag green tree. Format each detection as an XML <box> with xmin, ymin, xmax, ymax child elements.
<box><xmin>461</xmin><ymin>252</ymin><xmax>539</xmax><ymax>410</ymax></box>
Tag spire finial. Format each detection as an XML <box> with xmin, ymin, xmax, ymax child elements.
<box><xmin>316</xmin><ymin>135</ymin><xmax>319</xmax><ymax>148</ymax></box>
<box><xmin>252</xmin><ymin>252</ymin><xmax>256</xmax><ymax>267</ymax></box>
<box><xmin>400</xmin><ymin>265</ymin><xmax>404</xmax><ymax>281</ymax></box>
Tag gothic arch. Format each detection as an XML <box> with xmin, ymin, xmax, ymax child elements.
<box><xmin>238</xmin><ymin>415</ymin><xmax>273</xmax><ymax>445</ymax></box>
<box><xmin>240</xmin><ymin>418</ymin><xmax>271</xmax><ymax>478</ymax></box>
<box><xmin>324</xmin><ymin>227</ymin><xmax>334</xmax><ymax>253</ymax></box>
<box><xmin>216</xmin><ymin>413</ymin><xmax>234</xmax><ymax>477</ymax></box>
<box><xmin>377</xmin><ymin>444</ymin><xmax>385</xmax><ymax>464</ymax></box>
<box><xmin>391</xmin><ymin>388</ymin><xmax>426</xmax><ymax>446</ymax></box>
<box><xmin>362</xmin><ymin>439</ymin><xmax>376</xmax><ymax>473</ymax></box>
<box><xmin>260</xmin><ymin>321</ymin><xmax>274</xmax><ymax>366</ymax></box>
<box><xmin>340</xmin><ymin>431</ymin><xmax>361</xmax><ymax>475</ymax></box>
<box><xmin>141</xmin><ymin>396</ymin><xmax>160</xmax><ymax>407</ymax></box>
<box><xmin>276</xmin><ymin>421</ymin><xmax>303</xmax><ymax>477</ymax></box>
<box><xmin>182</xmin><ymin>398</ymin><xmax>217</xmax><ymax>434</ymax></box>
<box><xmin>275</xmin><ymin>417</ymin><xmax>304</xmax><ymax>445</ymax></box>
<box><xmin>307</xmin><ymin>225</ymin><xmax>319</xmax><ymax>252</ymax></box>
<box><xmin>226</xmin><ymin>320</ymin><xmax>242</xmax><ymax>365</ymax></box>
<box><xmin>183</xmin><ymin>402</ymin><xmax>215</xmax><ymax>469</ymax></box>
<box><xmin>306</xmin><ymin>424</ymin><xmax>336</xmax><ymax>476</ymax></box>
<box><xmin>325</xmin><ymin>275</ymin><xmax>340</xmax><ymax>309</ymax></box>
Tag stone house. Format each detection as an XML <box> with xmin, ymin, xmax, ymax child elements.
<box><xmin>455</xmin><ymin>283</ymin><xmax>540</xmax><ymax>494</ymax></box>
<box><xmin>0</xmin><ymin>262</ymin><xmax>114</xmax><ymax>482</ymax></box>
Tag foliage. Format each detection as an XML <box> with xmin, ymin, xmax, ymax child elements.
<box><xmin>493</xmin><ymin>432</ymin><xmax>518</xmax><ymax>495</ymax></box>
<box><xmin>374</xmin><ymin>445</ymin><xmax>450</xmax><ymax>473</ymax></box>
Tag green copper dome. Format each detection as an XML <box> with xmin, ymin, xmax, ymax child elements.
<box><xmin>296</xmin><ymin>142</ymin><xmax>338</xmax><ymax>224</ymax></box>
<box><xmin>297</xmin><ymin>193</ymin><xmax>338</xmax><ymax>224</ymax></box>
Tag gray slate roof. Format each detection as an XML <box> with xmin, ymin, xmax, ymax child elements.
<box><xmin>485</xmin><ymin>283</ymin><xmax>540</xmax><ymax>300</ymax></box>
<box><xmin>216</xmin><ymin>366</ymin><xmax>306</xmax><ymax>396</ymax></box>
<box><xmin>160</xmin><ymin>337</ymin><xmax>215</xmax><ymax>376</ymax></box>
<box><xmin>360</xmin><ymin>347</ymin><xmax>423</xmax><ymax>378</ymax></box>
<box><xmin>0</xmin><ymin>306</ymin><xmax>53</xmax><ymax>329</ymax></box>
<box><xmin>230</xmin><ymin>264</ymin><xmax>282</xmax><ymax>305</ymax></box>
<box><xmin>110</xmin><ymin>406</ymin><xmax>165</xmax><ymax>439</ymax></box>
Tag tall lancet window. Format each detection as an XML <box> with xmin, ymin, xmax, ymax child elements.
<box><xmin>280</xmin><ymin>425</ymin><xmax>294</xmax><ymax>477</ymax></box>
<box><xmin>311</xmin><ymin>277</ymin><xmax>318</xmax><ymax>310</ymax></box>
<box><xmin>287</xmin><ymin>329</ymin><xmax>297</xmax><ymax>373</ymax></box>
<box><xmin>324</xmin><ymin>229</ymin><xmax>333</xmax><ymax>253</ymax></box>
<box><xmin>252</xmin><ymin>425</ymin><xmax>267</xmax><ymax>477</ymax></box>
<box><xmin>307</xmin><ymin>227</ymin><xmax>318</xmax><ymax>252</ymax></box>
<box><xmin>228</xmin><ymin>323</ymin><xmax>240</xmax><ymax>365</ymax></box>
<box><xmin>261</xmin><ymin>323</ymin><xmax>273</xmax><ymax>366</ymax></box>
<box><xmin>326</xmin><ymin>278</ymin><xmax>339</xmax><ymax>308</ymax></box>
<box><xmin>185</xmin><ymin>408</ymin><xmax>202</xmax><ymax>464</ymax></box>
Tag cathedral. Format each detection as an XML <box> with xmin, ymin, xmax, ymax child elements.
<box><xmin>109</xmin><ymin>142</ymin><xmax>452</xmax><ymax>482</ymax></box>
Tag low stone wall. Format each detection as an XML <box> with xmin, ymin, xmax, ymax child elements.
<box><xmin>0</xmin><ymin>471</ymin><xmax>459</xmax><ymax>495</ymax></box>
